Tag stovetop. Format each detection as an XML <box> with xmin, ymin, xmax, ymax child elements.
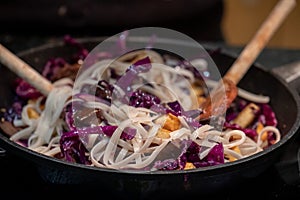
<box><xmin>1</xmin><ymin>34</ymin><xmax>300</xmax><ymax>199</ymax></box>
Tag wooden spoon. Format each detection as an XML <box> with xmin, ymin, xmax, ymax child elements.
<box><xmin>0</xmin><ymin>44</ymin><xmax>53</xmax><ymax>96</ymax></box>
<box><xmin>199</xmin><ymin>0</ymin><xmax>296</xmax><ymax>120</ymax></box>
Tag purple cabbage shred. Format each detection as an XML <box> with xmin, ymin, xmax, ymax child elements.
<box><xmin>129</xmin><ymin>89</ymin><xmax>161</xmax><ymax>109</ymax></box>
<box><xmin>152</xmin><ymin>138</ymin><xmax>223</xmax><ymax>171</ymax></box>
<box><xmin>60</xmin><ymin>130</ymin><xmax>90</xmax><ymax>165</ymax></box>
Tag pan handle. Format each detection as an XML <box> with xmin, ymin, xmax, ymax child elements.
<box><xmin>271</xmin><ymin>61</ymin><xmax>300</xmax><ymax>94</ymax></box>
<box><xmin>275</xmin><ymin>144</ymin><xmax>300</xmax><ymax>186</ymax></box>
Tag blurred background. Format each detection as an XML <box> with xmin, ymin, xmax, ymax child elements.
<box><xmin>0</xmin><ymin>0</ymin><xmax>224</xmax><ymax>51</ymax></box>
<box><xmin>222</xmin><ymin>0</ymin><xmax>300</xmax><ymax>49</ymax></box>
<box><xmin>1</xmin><ymin>0</ymin><xmax>299</xmax><ymax>51</ymax></box>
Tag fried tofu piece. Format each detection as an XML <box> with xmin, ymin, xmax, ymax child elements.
<box><xmin>163</xmin><ymin>113</ymin><xmax>181</xmax><ymax>131</ymax></box>
<box><xmin>156</xmin><ymin>128</ymin><xmax>171</xmax><ymax>139</ymax></box>
<box><xmin>232</xmin><ymin>103</ymin><xmax>260</xmax><ymax>128</ymax></box>
<box><xmin>155</xmin><ymin>113</ymin><xmax>181</xmax><ymax>139</ymax></box>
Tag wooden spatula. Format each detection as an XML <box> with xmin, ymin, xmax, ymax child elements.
<box><xmin>0</xmin><ymin>44</ymin><xmax>53</xmax><ymax>96</ymax></box>
<box><xmin>199</xmin><ymin>0</ymin><xmax>296</xmax><ymax>120</ymax></box>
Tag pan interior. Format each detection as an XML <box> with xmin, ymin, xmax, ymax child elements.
<box><xmin>0</xmin><ymin>37</ymin><xmax>299</xmax><ymax>176</ymax></box>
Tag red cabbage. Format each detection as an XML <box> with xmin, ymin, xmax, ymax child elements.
<box><xmin>177</xmin><ymin>139</ymin><xmax>224</xmax><ymax>169</ymax></box>
<box><xmin>166</xmin><ymin>101</ymin><xmax>201</xmax><ymax>130</ymax></box>
<box><xmin>152</xmin><ymin>159</ymin><xmax>178</xmax><ymax>170</ymax></box>
<box><xmin>42</xmin><ymin>57</ymin><xmax>66</xmax><ymax>80</ymax></box>
<box><xmin>60</xmin><ymin>130</ymin><xmax>90</xmax><ymax>164</ymax></box>
<box><xmin>15</xmin><ymin>78</ymin><xmax>42</xmax><ymax>99</ymax></box>
<box><xmin>100</xmin><ymin>125</ymin><xmax>136</xmax><ymax>140</ymax></box>
<box><xmin>116</xmin><ymin>56</ymin><xmax>152</xmax><ymax>94</ymax></box>
<box><xmin>129</xmin><ymin>89</ymin><xmax>161</xmax><ymax>109</ymax></box>
<box><xmin>259</xmin><ymin>103</ymin><xmax>278</xmax><ymax>126</ymax></box>
<box><xmin>195</xmin><ymin>143</ymin><xmax>224</xmax><ymax>167</ymax></box>
<box><xmin>166</xmin><ymin>101</ymin><xmax>183</xmax><ymax>116</ymax></box>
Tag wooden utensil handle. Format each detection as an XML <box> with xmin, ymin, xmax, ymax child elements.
<box><xmin>223</xmin><ymin>0</ymin><xmax>296</xmax><ymax>85</ymax></box>
<box><xmin>0</xmin><ymin>44</ymin><xmax>53</xmax><ymax>96</ymax></box>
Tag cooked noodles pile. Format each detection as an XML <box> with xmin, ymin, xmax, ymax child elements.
<box><xmin>0</xmin><ymin>43</ymin><xmax>280</xmax><ymax>171</ymax></box>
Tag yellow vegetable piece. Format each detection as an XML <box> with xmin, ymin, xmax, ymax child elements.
<box><xmin>261</xmin><ymin>132</ymin><xmax>268</xmax><ymax>141</ymax></box>
<box><xmin>227</xmin><ymin>146</ymin><xmax>241</xmax><ymax>162</ymax></box>
<box><xmin>156</xmin><ymin>128</ymin><xmax>171</xmax><ymax>139</ymax></box>
<box><xmin>163</xmin><ymin>113</ymin><xmax>181</xmax><ymax>131</ymax></box>
<box><xmin>27</xmin><ymin>108</ymin><xmax>39</xmax><ymax>119</ymax></box>
<box><xmin>184</xmin><ymin>162</ymin><xmax>196</xmax><ymax>170</ymax></box>
<box><xmin>28</xmin><ymin>99</ymin><xmax>45</xmax><ymax>111</ymax></box>
<box><xmin>256</xmin><ymin>122</ymin><xmax>268</xmax><ymax>141</ymax></box>
<box><xmin>256</xmin><ymin>122</ymin><xmax>264</xmax><ymax>133</ymax></box>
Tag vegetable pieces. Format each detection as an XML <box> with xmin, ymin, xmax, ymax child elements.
<box><xmin>232</xmin><ymin>103</ymin><xmax>260</xmax><ymax>128</ymax></box>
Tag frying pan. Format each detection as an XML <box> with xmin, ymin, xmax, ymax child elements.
<box><xmin>0</xmin><ymin>37</ymin><xmax>300</xmax><ymax>199</ymax></box>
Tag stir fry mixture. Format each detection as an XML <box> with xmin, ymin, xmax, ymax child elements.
<box><xmin>0</xmin><ymin>36</ymin><xmax>280</xmax><ymax>171</ymax></box>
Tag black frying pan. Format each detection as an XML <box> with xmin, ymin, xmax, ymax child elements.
<box><xmin>0</xmin><ymin>37</ymin><xmax>300</xmax><ymax>199</ymax></box>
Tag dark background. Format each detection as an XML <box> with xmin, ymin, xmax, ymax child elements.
<box><xmin>0</xmin><ymin>0</ymin><xmax>224</xmax><ymax>53</ymax></box>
